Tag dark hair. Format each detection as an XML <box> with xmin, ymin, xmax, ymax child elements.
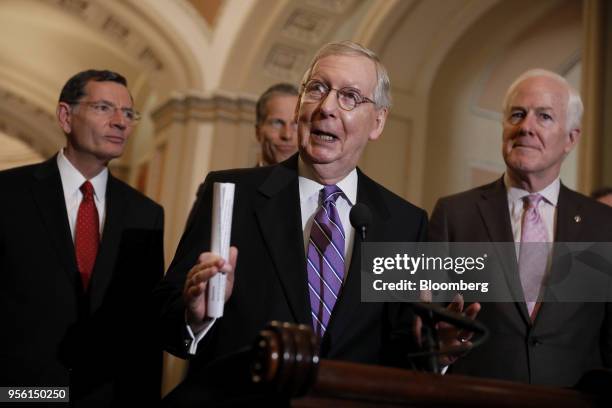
<box><xmin>255</xmin><ymin>83</ymin><xmax>299</xmax><ymax>126</ymax></box>
<box><xmin>59</xmin><ymin>69</ymin><xmax>128</xmax><ymax>104</ymax></box>
<box><xmin>591</xmin><ymin>187</ymin><xmax>612</xmax><ymax>200</ymax></box>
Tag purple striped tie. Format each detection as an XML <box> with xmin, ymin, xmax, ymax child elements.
<box><xmin>307</xmin><ymin>185</ymin><xmax>345</xmax><ymax>337</ymax></box>
<box><xmin>518</xmin><ymin>194</ymin><xmax>549</xmax><ymax>317</ymax></box>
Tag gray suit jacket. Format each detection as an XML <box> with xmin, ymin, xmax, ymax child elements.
<box><xmin>429</xmin><ymin>177</ymin><xmax>612</xmax><ymax>386</ymax></box>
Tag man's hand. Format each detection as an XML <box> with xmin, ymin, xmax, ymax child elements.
<box><xmin>413</xmin><ymin>294</ymin><xmax>481</xmax><ymax>367</ymax></box>
<box><xmin>437</xmin><ymin>294</ymin><xmax>481</xmax><ymax>366</ymax></box>
<box><xmin>183</xmin><ymin>247</ymin><xmax>238</xmax><ymax>332</ymax></box>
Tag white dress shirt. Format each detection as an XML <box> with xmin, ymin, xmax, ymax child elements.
<box><xmin>187</xmin><ymin>159</ymin><xmax>359</xmax><ymax>354</ymax></box>
<box><xmin>56</xmin><ymin>149</ymin><xmax>107</xmax><ymax>240</ymax></box>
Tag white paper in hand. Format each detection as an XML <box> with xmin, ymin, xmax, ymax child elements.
<box><xmin>207</xmin><ymin>182</ymin><xmax>235</xmax><ymax>318</ymax></box>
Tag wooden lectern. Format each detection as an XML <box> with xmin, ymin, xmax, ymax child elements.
<box><xmin>163</xmin><ymin>321</ymin><xmax>608</xmax><ymax>407</ymax></box>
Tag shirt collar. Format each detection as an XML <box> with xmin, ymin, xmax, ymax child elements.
<box><xmin>57</xmin><ymin>148</ymin><xmax>108</xmax><ymax>202</ymax></box>
<box><xmin>503</xmin><ymin>173</ymin><xmax>560</xmax><ymax>207</ymax></box>
<box><xmin>297</xmin><ymin>155</ymin><xmax>358</xmax><ymax>205</ymax></box>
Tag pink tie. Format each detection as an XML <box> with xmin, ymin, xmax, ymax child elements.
<box><xmin>518</xmin><ymin>194</ymin><xmax>549</xmax><ymax>318</ymax></box>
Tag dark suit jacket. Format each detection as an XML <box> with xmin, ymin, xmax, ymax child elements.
<box><xmin>429</xmin><ymin>177</ymin><xmax>612</xmax><ymax>386</ymax></box>
<box><xmin>156</xmin><ymin>154</ymin><xmax>427</xmax><ymax>376</ymax></box>
<box><xmin>0</xmin><ymin>157</ymin><xmax>165</xmax><ymax>407</ymax></box>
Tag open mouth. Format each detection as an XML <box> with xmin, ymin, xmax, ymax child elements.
<box><xmin>311</xmin><ymin>128</ymin><xmax>338</xmax><ymax>142</ymax></box>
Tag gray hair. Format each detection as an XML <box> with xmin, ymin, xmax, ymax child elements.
<box><xmin>255</xmin><ymin>83</ymin><xmax>299</xmax><ymax>126</ymax></box>
<box><xmin>502</xmin><ymin>68</ymin><xmax>583</xmax><ymax>131</ymax></box>
<box><xmin>300</xmin><ymin>41</ymin><xmax>392</xmax><ymax>109</ymax></box>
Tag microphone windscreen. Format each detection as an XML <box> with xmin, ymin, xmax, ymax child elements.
<box><xmin>349</xmin><ymin>203</ymin><xmax>372</xmax><ymax>230</ymax></box>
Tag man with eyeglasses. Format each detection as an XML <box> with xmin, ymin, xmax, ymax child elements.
<box><xmin>155</xmin><ymin>41</ymin><xmax>431</xmax><ymax>402</ymax></box>
<box><xmin>428</xmin><ymin>69</ymin><xmax>612</xmax><ymax>386</ymax></box>
<box><xmin>0</xmin><ymin>70</ymin><xmax>164</xmax><ymax>405</ymax></box>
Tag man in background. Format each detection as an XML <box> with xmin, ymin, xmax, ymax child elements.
<box><xmin>254</xmin><ymin>83</ymin><xmax>299</xmax><ymax>167</ymax></box>
<box><xmin>429</xmin><ymin>69</ymin><xmax>612</xmax><ymax>386</ymax></box>
<box><xmin>184</xmin><ymin>83</ymin><xmax>299</xmax><ymax>226</ymax></box>
<box><xmin>0</xmin><ymin>70</ymin><xmax>165</xmax><ymax>406</ymax></box>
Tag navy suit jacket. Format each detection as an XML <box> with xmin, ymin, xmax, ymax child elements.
<box><xmin>156</xmin><ymin>154</ymin><xmax>428</xmax><ymax>375</ymax></box>
<box><xmin>0</xmin><ymin>157</ymin><xmax>165</xmax><ymax>406</ymax></box>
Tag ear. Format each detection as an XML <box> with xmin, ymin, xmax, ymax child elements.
<box><xmin>255</xmin><ymin>124</ymin><xmax>263</xmax><ymax>142</ymax></box>
<box><xmin>368</xmin><ymin>107</ymin><xmax>388</xmax><ymax>141</ymax></box>
<box><xmin>56</xmin><ymin>102</ymin><xmax>73</xmax><ymax>134</ymax></box>
<box><xmin>565</xmin><ymin>128</ymin><xmax>581</xmax><ymax>154</ymax></box>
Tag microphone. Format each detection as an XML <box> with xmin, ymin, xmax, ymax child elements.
<box><xmin>350</xmin><ymin>203</ymin><xmax>372</xmax><ymax>241</ymax></box>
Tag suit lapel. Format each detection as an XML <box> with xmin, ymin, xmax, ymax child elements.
<box><xmin>477</xmin><ymin>178</ymin><xmax>531</xmax><ymax>324</ymax></box>
<box><xmin>535</xmin><ymin>184</ymin><xmax>583</xmax><ymax>328</ymax></box>
<box><xmin>476</xmin><ymin>179</ymin><xmax>514</xmax><ymax>242</ymax></box>
<box><xmin>31</xmin><ymin>157</ymin><xmax>81</xmax><ymax>289</ymax></box>
<box><xmin>325</xmin><ymin>169</ymin><xmax>390</xmax><ymax>341</ymax></box>
<box><xmin>255</xmin><ymin>158</ymin><xmax>311</xmax><ymax>325</ymax></box>
<box><xmin>90</xmin><ymin>175</ymin><xmax>128</xmax><ymax>311</ymax></box>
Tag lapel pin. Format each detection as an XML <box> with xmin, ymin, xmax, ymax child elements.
<box><xmin>574</xmin><ymin>215</ymin><xmax>581</xmax><ymax>223</ymax></box>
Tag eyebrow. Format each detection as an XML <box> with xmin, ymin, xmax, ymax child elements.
<box><xmin>509</xmin><ymin>105</ymin><xmax>554</xmax><ymax>111</ymax></box>
<box><xmin>96</xmin><ymin>99</ymin><xmax>134</xmax><ymax>109</ymax></box>
<box><xmin>309</xmin><ymin>77</ymin><xmax>364</xmax><ymax>91</ymax></box>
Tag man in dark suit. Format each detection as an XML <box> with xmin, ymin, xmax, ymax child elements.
<box><xmin>0</xmin><ymin>70</ymin><xmax>165</xmax><ymax>406</ymax></box>
<box><xmin>155</xmin><ymin>42</ymin><xmax>428</xmax><ymax>397</ymax></box>
<box><xmin>429</xmin><ymin>69</ymin><xmax>612</xmax><ymax>386</ymax></box>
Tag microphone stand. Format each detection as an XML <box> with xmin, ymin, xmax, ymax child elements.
<box><xmin>418</xmin><ymin>307</ymin><xmax>440</xmax><ymax>374</ymax></box>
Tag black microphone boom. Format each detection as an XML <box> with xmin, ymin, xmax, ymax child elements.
<box><xmin>349</xmin><ymin>203</ymin><xmax>372</xmax><ymax>241</ymax></box>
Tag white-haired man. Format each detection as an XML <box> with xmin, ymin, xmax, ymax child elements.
<box><xmin>429</xmin><ymin>69</ymin><xmax>612</xmax><ymax>386</ymax></box>
<box><xmin>155</xmin><ymin>42</ymin><xmax>429</xmax><ymax>401</ymax></box>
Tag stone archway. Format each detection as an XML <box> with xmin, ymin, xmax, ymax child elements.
<box><xmin>0</xmin><ymin>0</ymin><xmax>206</xmax><ymax>177</ymax></box>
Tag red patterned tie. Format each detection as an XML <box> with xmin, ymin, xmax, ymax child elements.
<box><xmin>75</xmin><ymin>181</ymin><xmax>99</xmax><ymax>290</ymax></box>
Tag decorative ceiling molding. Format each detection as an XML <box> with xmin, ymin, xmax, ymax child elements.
<box><xmin>46</xmin><ymin>0</ymin><xmax>164</xmax><ymax>72</ymax></box>
<box><xmin>151</xmin><ymin>93</ymin><xmax>256</xmax><ymax>133</ymax></box>
<box><xmin>261</xmin><ymin>0</ymin><xmax>358</xmax><ymax>81</ymax></box>
<box><xmin>282</xmin><ymin>8</ymin><xmax>332</xmax><ymax>44</ymax></box>
<box><xmin>0</xmin><ymin>88</ymin><xmax>62</xmax><ymax>158</ymax></box>
<box><xmin>263</xmin><ymin>44</ymin><xmax>309</xmax><ymax>81</ymax></box>
<box><xmin>304</xmin><ymin>0</ymin><xmax>355</xmax><ymax>13</ymax></box>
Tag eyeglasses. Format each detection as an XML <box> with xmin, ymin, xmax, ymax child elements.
<box><xmin>73</xmin><ymin>100</ymin><xmax>141</xmax><ymax>123</ymax></box>
<box><xmin>301</xmin><ymin>80</ymin><xmax>375</xmax><ymax>111</ymax></box>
